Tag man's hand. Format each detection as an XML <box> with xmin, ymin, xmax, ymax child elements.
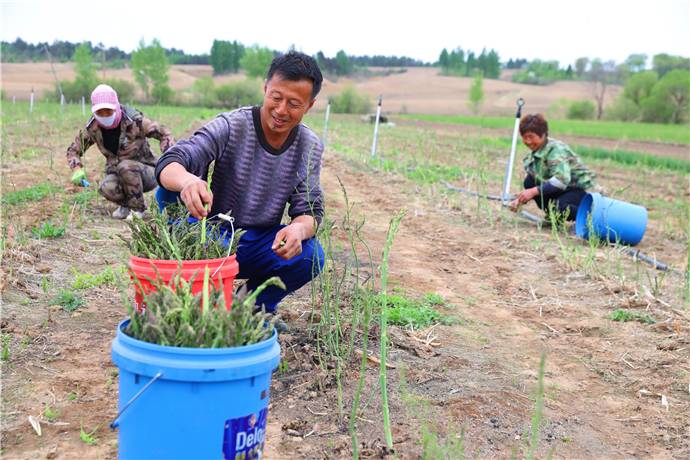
<box><xmin>180</xmin><ymin>177</ymin><xmax>213</xmax><ymax>219</ymax></box>
<box><xmin>272</xmin><ymin>223</ymin><xmax>308</xmax><ymax>260</ymax></box>
<box><xmin>71</xmin><ymin>168</ymin><xmax>87</xmax><ymax>186</ymax></box>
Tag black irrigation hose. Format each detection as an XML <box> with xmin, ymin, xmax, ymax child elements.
<box><xmin>617</xmin><ymin>247</ymin><xmax>671</xmax><ymax>272</ymax></box>
<box><xmin>443</xmin><ymin>181</ymin><xmax>510</xmax><ymax>202</ymax></box>
<box><xmin>443</xmin><ymin>181</ymin><xmax>684</xmax><ymax>275</ymax></box>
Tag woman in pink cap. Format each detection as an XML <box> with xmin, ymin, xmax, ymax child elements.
<box><xmin>65</xmin><ymin>84</ymin><xmax>175</xmax><ymax>219</ymax></box>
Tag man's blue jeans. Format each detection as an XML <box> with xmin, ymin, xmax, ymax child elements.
<box><xmin>155</xmin><ymin>187</ymin><xmax>324</xmax><ymax>312</ymax></box>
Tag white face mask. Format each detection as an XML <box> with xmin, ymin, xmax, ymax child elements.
<box><xmin>95</xmin><ymin>113</ymin><xmax>117</xmax><ymax>128</ymax></box>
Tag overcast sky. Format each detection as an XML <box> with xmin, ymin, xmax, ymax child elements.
<box><xmin>2</xmin><ymin>0</ymin><xmax>688</xmax><ymax>66</ymax></box>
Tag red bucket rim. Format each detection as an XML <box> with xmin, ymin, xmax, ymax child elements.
<box><xmin>129</xmin><ymin>255</ymin><xmax>239</xmax><ymax>278</ymax></box>
<box><xmin>130</xmin><ymin>254</ymin><xmax>237</xmax><ymax>265</ymax></box>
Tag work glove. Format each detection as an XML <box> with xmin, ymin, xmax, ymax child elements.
<box><xmin>71</xmin><ymin>168</ymin><xmax>89</xmax><ymax>187</ymax></box>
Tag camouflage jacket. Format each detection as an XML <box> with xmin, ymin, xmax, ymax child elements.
<box><xmin>523</xmin><ymin>137</ymin><xmax>595</xmax><ymax>192</ymax></box>
<box><xmin>66</xmin><ymin>105</ymin><xmax>174</xmax><ymax>174</ymax></box>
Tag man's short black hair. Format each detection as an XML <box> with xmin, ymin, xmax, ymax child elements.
<box><xmin>266</xmin><ymin>51</ymin><xmax>323</xmax><ymax>100</ymax></box>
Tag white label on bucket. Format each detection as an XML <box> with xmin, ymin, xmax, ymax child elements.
<box><xmin>223</xmin><ymin>408</ymin><xmax>267</xmax><ymax>459</ymax></box>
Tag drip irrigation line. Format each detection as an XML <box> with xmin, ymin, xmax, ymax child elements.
<box><xmin>615</xmin><ymin>247</ymin><xmax>672</xmax><ymax>273</ymax></box>
<box><xmin>443</xmin><ymin>181</ymin><xmax>512</xmax><ymax>202</ymax></box>
<box><xmin>515</xmin><ymin>209</ymin><xmax>544</xmax><ymax>224</ymax></box>
<box><xmin>443</xmin><ymin>181</ymin><xmax>685</xmax><ymax>276</ymax></box>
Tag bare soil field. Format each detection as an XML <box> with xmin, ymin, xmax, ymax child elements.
<box><xmin>1</xmin><ymin>63</ymin><xmax>620</xmax><ymax>116</ymax></box>
<box><xmin>317</xmin><ymin>67</ymin><xmax>622</xmax><ymax>116</ymax></box>
<box><xmin>1</xmin><ymin>108</ymin><xmax>688</xmax><ymax>459</ymax></box>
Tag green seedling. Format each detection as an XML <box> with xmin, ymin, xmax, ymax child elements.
<box><xmin>421</xmin><ymin>424</ymin><xmax>466</xmax><ymax>460</ymax></box>
<box><xmin>41</xmin><ymin>275</ymin><xmax>52</xmax><ymax>294</ymax></box>
<box><xmin>277</xmin><ymin>360</ymin><xmax>289</xmax><ymax>374</ymax></box>
<box><xmin>31</xmin><ymin>221</ymin><xmax>66</xmax><ymax>239</ymax></box>
<box><xmin>526</xmin><ymin>353</ymin><xmax>547</xmax><ymax>460</ymax></box>
<box><xmin>609</xmin><ymin>309</ymin><xmax>656</xmax><ymax>324</ymax></box>
<box><xmin>51</xmin><ymin>289</ymin><xmax>85</xmax><ymax>312</ymax></box>
<box><xmin>80</xmin><ymin>425</ymin><xmax>98</xmax><ymax>445</ymax></box>
<box><xmin>67</xmin><ymin>392</ymin><xmax>78</xmax><ymax>402</ymax></box>
<box><xmin>379</xmin><ymin>210</ymin><xmax>405</xmax><ymax>451</ymax></box>
<box><xmin>398</xmin><ymin>367</ymin><xmax>466</xmax><ymax>459</ymax></box>
<box><xmin>1</xmin><ymin>334</ymin><xmax>10</xmax><ymax>361</ymax></box>
<box><xmin>43</xmin><ymin>406</ymin><xmax>58</xmax><ymax>422</ymax></box>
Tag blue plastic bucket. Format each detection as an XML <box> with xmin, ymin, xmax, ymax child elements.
<box><xmin>155</xmin><ymin>186</ymin><xmax>181</xmax><ymax>210</ymax></box>
<box><xmin>111</xmin><ymin>319</ymin><xmax>280</xmax><ymax>459</ymax></box>
<box><xmin>575</xmin><ymin>193</ymin><xmax>648</xmax><ymax>246</ymax></box>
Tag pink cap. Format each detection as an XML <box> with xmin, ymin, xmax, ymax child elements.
<box><xmin>91</xmin><ymin>84</ymin><xmax>119</xmax><ymax>113</ymax></box>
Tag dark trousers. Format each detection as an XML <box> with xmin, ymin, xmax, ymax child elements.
<box><xmin>524</xmin><ymin>176</ymin><xmax>586</xmax><ymax>222</ymax></box>
<box><xmin>231</xmin><ymin>226</ymin><xmax>324</xmax><ymax>312</ymax></box>
<box><xmin>155</xmin><ymin>187</ymin><xmax>325</xmax><ymax>312</ymax></box>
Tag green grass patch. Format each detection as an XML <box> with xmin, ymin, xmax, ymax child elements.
<box><xmin>2</xmin><ymin>183</ymin><xmax>61</xmax><ymax>206</ymax></box>
<box><xmin>71</xmin><ymin>266</ymin><xmax>124</xmax><ymax>290</ymax></box>
<box><xmin>401</xmin><ymin>114</ymin><xmax>690</xmax><ymax>145</ymax></box>
<box><xmin>609</xmin><ymin>309</ymin><xmax>656</xmax><ymax>324</ymax></box>
<box><xmin>372</xmin><ymin>157</ymin><xmax>467</xmax><ymax>184</ymax></box>
<box><xmin>374</xmin><ymin>292</ymin><xmax>455</xmax><ymax>329</ymax></box>
<box><xmin>31</xmin><ymin>221</ymin><xmax>66</xmax><ymax>239</ymax></box>
<box><xmin>68</xmin><ymin>189</ymin><xmax>99</xmax><ymax>206</ymax></box>
<box><xmin>51</xmin><ymin>289</ymin><xmax>85</xmax><ymax>312</ymax></box>
<box><xmin>575</xmin><ymin>146</ymin><xmax>690</xmax><ymax>173</ymax></box>
<box><xmin>404</xmin><ymin>164</ymin><xmax>466</xmax><ymax>184</ymax></box>
<box><xmin>421</xmin><ymin>424</ymin><xmax>466</xmax><ymax>459</ymax></box>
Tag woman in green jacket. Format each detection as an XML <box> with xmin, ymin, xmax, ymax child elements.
<box><xmin>509</xmin><ymin>114</ymin><xmax>596</xmax><ymax>221</ymax></box>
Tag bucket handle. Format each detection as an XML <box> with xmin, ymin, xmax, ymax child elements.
<box><xmin>110</xmin><ymin>371</ymin><xmax>163</xmax><ymax>430</ymax></box>
<box><xmin>214</xmin><ymin>212</ymin><xmax>236</xmax><ymax>278</ymax></box>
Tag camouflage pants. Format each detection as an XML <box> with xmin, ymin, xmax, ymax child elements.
<box><xmin>99</xmin><ymin>160</ymin><xmax>157</xmax><ymax>211</ymax></box>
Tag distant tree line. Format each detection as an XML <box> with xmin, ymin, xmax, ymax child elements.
<box><xmin>1</xmin><ymin>38</ymin><xmax>129</xmax><ymax>63</ymax></box>
<box><xmin>437</xmin><ymin>47</ymin><xmax>501</xmax><ymax>79</ymax></box>
<box><xmin>315</xmin><ymin>51</ymin><xmax>352</xmax><ymax>76</ymax></box>
<box><xmin>511</xmin><ymin>60</ymin><xmax>574</xmax><ymax>85</ymax></box>
<box><xmin>520</xmin><ymin>53</ymin><xmax>690</xmax><ymax>124</ymax></box>
<box><xmin>1</xmin><ymin>38</ymin><xmax>430</xmax><ymax>77</ymax></box>
<box><xmin>350</xmin><ymin>55</ymin><xmax>428</xmax><ymax>67</ymax></box>
<box><xmin>311</xmin><ymin>50</ymin><xmax>426</xmax><ymax>77</ymax></box>
<box><xmin>209</xmin><ymin>40</ymin><xmax>245</xmax><ymax>73</ymax></box>
<box><xmin>606</xmin><ymin>68</ymin><xmax>689</xmax><ymax>124</ymax></box>
<box><xmin>510</xmin><ymin>53</ymin><xmax>690</xmax><ymax>86</ymax></box>
<box><xmin>51</xmin><ymin>39</ymin><xmax>264</xmax><ymax>108</ymax></box>
<box><xmin>505</xmin><ymin>58</ymin><xmax>528</xmax><ymax>69</ymax></box>
<box><xmin>167</xmin><ymin>48</ymin><xmax>210</xmax><ymax>65</ymax></box>
<box><xmin>1</xmin><ymin>37</ymin><xmax>208</xmax><ymax>67</ymax></box>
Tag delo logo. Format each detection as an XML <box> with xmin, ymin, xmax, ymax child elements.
<box><xmin>223</xmin><ymin>408</ymin><xmax>268</xmax><ymax>460</ymax></box>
